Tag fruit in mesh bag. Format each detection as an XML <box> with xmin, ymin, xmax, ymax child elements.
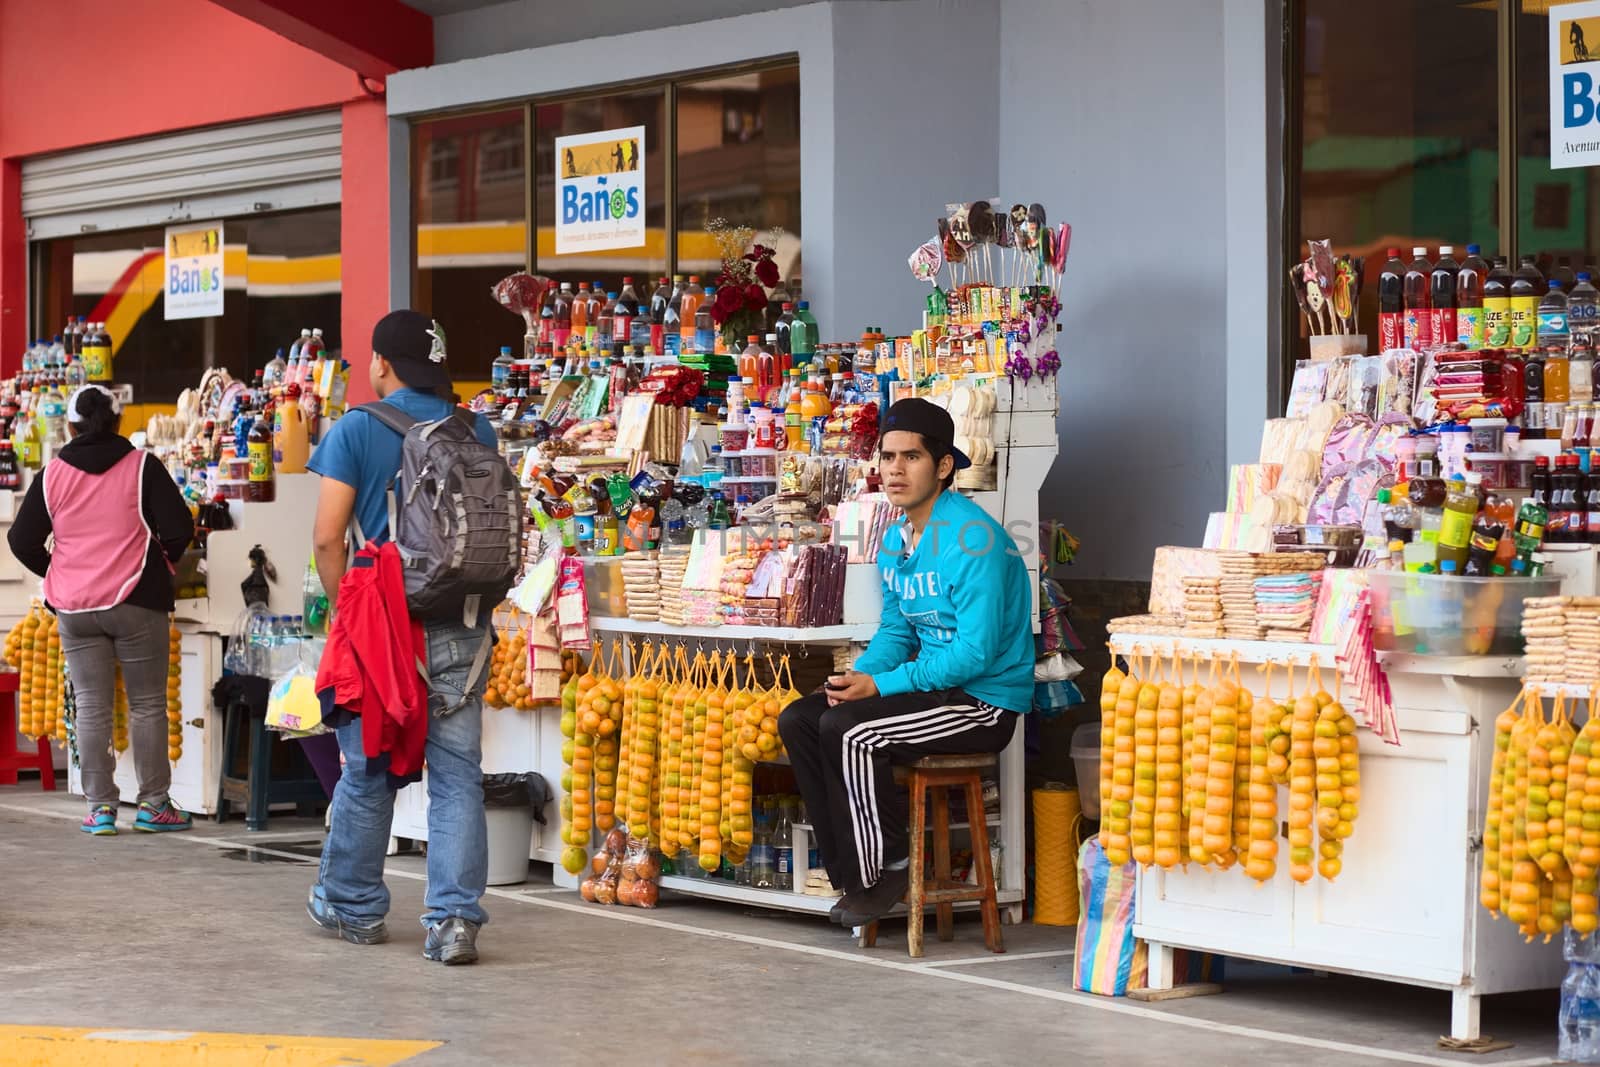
<box><xmin>1131</xmin><ymin>678</ymin><xmax>1158</xmax><ymax>867</ymax></box>
<box><xmin>1185</xmin><ymin>685</ymin><xmax>1214</xmax><ymax>865</ymax></box>
<box><xmin>1153</xmin><ymin>674</ymin><xmax>1184</xmax><ymax>869</ymax></box>
<box><xmin>166</xmin><ymin>622</ymin><xmax>183</xmax><ymax>763</ymax></box>
<box><xmin>1101</xmin><ymin>660</ymin><xmax>1126</xmax><ymax>840</ymax></box>
<box><xmin>1286</xmin><ymin>689</ymin><xmax>1317</xmax><ymax>884</ymax></box>
<box><xmin>1203</xmin><ymin>680</ymin><xmax>1239</xmax><ymax>868</ymax></box>
<box><xmin>1103</xmin><ymin>670</ymin><xmax>1138</xmax><ymax>866</ymax></box>
<box><xmin>1483</xmin><ymin>693</ymin><xmax>1522</xmax><ymax>916</ymax></box>
<box><xmin>699</xmin><ymin>656</ymin><xmax>729</xmax><ymax>872</ymax></box>
<box><xmin>1244</xmin><ymin>695</ymin><xmax>1278</xmax><ymax>883</ymax></box>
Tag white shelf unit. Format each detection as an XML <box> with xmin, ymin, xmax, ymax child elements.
<box><xmin>1108</xmin><ymin>635</ymin><xmax>1562</xmax><ymax>1042</ymax></box>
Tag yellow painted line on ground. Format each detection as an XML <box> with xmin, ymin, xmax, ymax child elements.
<box><xmin>0</xmin><ymin>1026</ymin><xmax>439</xmax><ymax>1067</ymax></box>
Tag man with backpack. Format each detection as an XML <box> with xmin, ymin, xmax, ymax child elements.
<box><xmin>305</xmin><ymin>310</ymin><xmax>520</xmax><ymax>966</ymax></box>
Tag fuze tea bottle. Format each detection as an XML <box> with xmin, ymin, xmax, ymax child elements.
<box><xmin>1431</xmin><ymin>246</ymin><xmax>1460</xmax><ymax>346</ymax></box>
<box><xmin>82</xmin><ymin>322</ymin><xmax>112</xmax><ymax>383</ymax></box>
<box><xmin>1404</xmin><ymin>248</ymin><xmax>1433</xmax><ymax>350</ymax></box>
<box><xmin>1456</xmin><ymin>244</ymin><xmax>1489</xmax><ymax>348</ymax></box>
<box><xmin>1512</xmin><ymin>255</ymin><xmax>1546</xmax><ymax>350</ymax></box>
<box><xmin>1485</xmin><ymin>257</ymin><xmax>1512</xmax><ymax>347</ymax></box>
<box><xmin>1378</xmin><ymin>248</ymin><xmax>1405</xmax><ymax>351</ymax></box>
<box><xmin>247</xmin><ymin>414</ymin><xmax>276</xmax><ymax>503</ymax></box>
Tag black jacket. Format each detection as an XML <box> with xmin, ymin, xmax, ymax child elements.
<box><xmin>7</xmin><ymin>432</ymin><xmax>194</xmax><ymax>614</ymax></box>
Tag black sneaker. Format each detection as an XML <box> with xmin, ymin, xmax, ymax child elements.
<box><xmin>423</xmin><ymin>917</ymin><xmax>480</xmax><ymax>965</ymax></box>
<box><xmin>306</xmin><ymin>888</ymin><xmax>389</xmax><ymax>945</ymax></box>
<box><xmin>828</xmin><ymin>895</ymin><xmax>860</xmax><ymax>925</ymax></box>
<box><xmin>838</xmin><ymin>866</ymin><xmax>911</xmax><ymax>927</ymax></box>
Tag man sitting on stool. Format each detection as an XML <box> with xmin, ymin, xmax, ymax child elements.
<box><xmin>778</xmin><ymin>398</ymin><xmax>1034</xmax><ymax>927</ymax></box>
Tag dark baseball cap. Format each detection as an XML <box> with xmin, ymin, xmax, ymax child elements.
<box><xmin>372</xmin><ymin>309</ymin><xmax>451</xmax><ymax>390</ymax></box>
<box><xmin>880</xmin><ymin>397</ymin><xmax>971</xmax><ymax>470</ymax></box>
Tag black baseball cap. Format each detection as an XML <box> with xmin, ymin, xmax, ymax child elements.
<box><xmin>880</xmin><ymin>397</ymin><xmax>971</xmax><ymax>470</ymax></box>
<box><xmin>372</xmin><ymin>309</ymin><xmax>451</xmax><ymax>390</ymax></box>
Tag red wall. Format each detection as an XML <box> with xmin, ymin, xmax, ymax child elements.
<box><xmin>0</xmin><ymin>0</ymin><xmax>392</xmax><ymax>380</ymax></box>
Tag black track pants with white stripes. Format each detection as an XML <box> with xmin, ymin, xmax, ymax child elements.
<box><xmin>778</xmin><ymin>688</ymin><xmax>1018</xmax><ymax>897</ymax></box>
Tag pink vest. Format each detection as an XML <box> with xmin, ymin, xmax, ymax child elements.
<box><xmin>41</xmin><ymin>451</ymin><xmax>157</xmax><ymax>613</ymax></box>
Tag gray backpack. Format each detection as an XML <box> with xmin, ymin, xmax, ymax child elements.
<box><xmin>356</xmin><ymin>403</ymin><xmax>523</xmax><ymax>624</ymax></box>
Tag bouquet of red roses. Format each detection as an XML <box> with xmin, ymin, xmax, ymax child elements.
<box><xmin>707</xmin><ymin>218</ymin><xmax>781</xmax><ymax>346</ymax></box>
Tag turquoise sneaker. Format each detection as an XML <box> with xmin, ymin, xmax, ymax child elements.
<box><xmin>134</xmin><ymin>799</ymin><xmax>192</xmax><ymax>832</ymax></box>
<box><xmin>80</xmin><ymin>805</ymin><xmax>117</xmax><ymax>836</ymax></box>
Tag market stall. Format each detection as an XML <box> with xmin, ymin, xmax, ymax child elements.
<box><xmin>1079</xmin><ymin>242</ymin><xmax>1600</xmax><ymax>1044</ymax></box>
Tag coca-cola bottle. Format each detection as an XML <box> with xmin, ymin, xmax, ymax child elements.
<box><xmin>1378</xmin><ymin>248</ymin><xmax>1405</xmax><ymax>351</ymax></box>
<box><xmin>1404</xmin><ymin>247</ymin><xmax>1434</xmax><ymax>350</ymax></box>
<box><xmin>1431</xmin><ymin>246</ymin><xmax>1461</xmax><ymax>347</ymax></box>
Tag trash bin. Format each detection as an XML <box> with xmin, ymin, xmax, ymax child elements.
<box><xmin>482</xmin><ymin>772</ymin><xmax>548</xmax><ymax>886</ymax></box>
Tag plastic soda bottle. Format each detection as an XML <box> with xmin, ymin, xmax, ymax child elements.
<box><xmin>1378</xmin><ymin>248</ymin><xmax>1405</xmax><ymax>351</ymax></box>
<box><xmin>1456</xmin><ymin>244</ymin><xmax>1488</xmax><ymax>348</ymax></box>
<box><xmin>1403</xmin><ymin>248</ymin><xmax>1433</xmax><ymax>350</ymax></box>
<box><xmin>1512</xmin><ymin>256</ymin><xmax>1546</xmax><ymax>349</ymax></box>
<box><xmin>1485</xmin><ymin>257</ymin><xmax>1513</xmax><ymax>347</ymax></box>
<box><xmin>1431</xmin><ymin>246</ymin><xmax>1461</xmax><ymax>346</ymax></box>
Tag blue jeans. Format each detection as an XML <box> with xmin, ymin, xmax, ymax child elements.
<box><xmin>313</xmin><ymin>620</ymin><xmax>492</xmax><ymax>928</ymax></box>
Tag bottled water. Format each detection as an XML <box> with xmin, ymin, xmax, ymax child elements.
<box><xmin>1575</xmin><ymin>273</ymin><xmax>1600</xmax><ymax>348</ymax></box>
<box><xmin>1560</xmin><ymin>962</ymin><xmax>1600</xmax><ymax>1064</ymax></box>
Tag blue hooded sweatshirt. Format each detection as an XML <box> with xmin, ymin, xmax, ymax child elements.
<box><xmin>854</xmin><ymin>489</ymin><xmax>1034</xmax><ymax>713</ymax></box>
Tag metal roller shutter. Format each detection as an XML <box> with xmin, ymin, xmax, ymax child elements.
<box><xmin>22</xmin><ymin>110</ymin><xmax>342</xmax><ymax>240</ymax></box>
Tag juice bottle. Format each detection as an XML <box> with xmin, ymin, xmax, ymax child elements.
<box><xmin>680</xmin><ymin>276</ymin><xmax>706</xmax><ymax>352</ymax></box>
<box><xmin>1430</xmin><ymin>246</ymin><xmax>1460</xmax><ymax>346</ymax></box>
<box><xmin>1435</xmin><ymin>473</ymin><xmax>1480</xmax><ymax>572</ymax></box>
<box><xmin>278</xmin><ymin>384</ymin><xmax>310</xmax><ymax>475</ymax></box>
<box><xmin>740</xmin><ymin>335</ymin><xmax>762</xmax><ymax>384</ymax></box>
<box><xmin>247</xmin><ymin>415</ymin><xmax>276</xmax><ymax>503</ymax></box>
<box><xmin>1403</xmin><ymin>247</ymin><xmax>1433</xmax><ymax>350</ymax></box>
<box><xmin>1485</xmin><ymin>257</ymin><xmax>1513</xmax><ymax>347</ymax></box>
<box><xmin>570</xmin><ymin>281</ymin><xmax>590</xmax><ymax>341</ymax></box>
<box><xmin>1546</xmin><ymin>344</ymin><xmax>1572</xmax><ymax>403</ymax></box>
<box><xmin>1456</xmin><ymin>244</ymin><xmax>1488</xmax><ymax>348</ymax></box>
<box><xmin>1511</xmin><ymin>255</ymin><xmax>1545</xmax><ymax>349</ymax></box>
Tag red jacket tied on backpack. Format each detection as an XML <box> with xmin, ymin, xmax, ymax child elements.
<box><xmin>316</xmin><ymin>541</ymin><xmax>430</xmax><ymax>784</ymax></box>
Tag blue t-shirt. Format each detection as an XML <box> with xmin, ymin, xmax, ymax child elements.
<box><xmin>307</xmin><ymin>388</ymin><xmax>499</xmax><ymax>545</ymax></box>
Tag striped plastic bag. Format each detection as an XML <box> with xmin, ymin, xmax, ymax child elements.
<box><xmin>1072</xmin><ymin>836</ymin><xmax>1139</xmax><ymax>995</ymax></box>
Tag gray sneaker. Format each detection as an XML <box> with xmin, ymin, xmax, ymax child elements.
<box><xmin>306</xmin><ymin>888</ymin><xmax>389</xmax><ymax>945</ymax></box>
<box><xmin>423</xmin><ymin>917</ymin><xmax>480</xmax><ymax>965</ymax></box>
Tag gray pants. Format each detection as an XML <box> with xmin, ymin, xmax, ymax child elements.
<box><xmin>57</xmin><ymin>602</ymin><xmax>172</xmax><ymax>809</ymax></box>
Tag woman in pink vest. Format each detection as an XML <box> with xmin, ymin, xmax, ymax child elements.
<box><xmin>8</xmin><ymin>385</ymin><xmax>195</xmax><ymax>834</ymax></box>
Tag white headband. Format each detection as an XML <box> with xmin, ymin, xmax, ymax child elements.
<box><xmin>67</xmin><ymin>385</ymin><xmax>121</xmax><ymax>424</ymax></box>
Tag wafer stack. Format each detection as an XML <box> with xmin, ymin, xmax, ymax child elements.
<box><xmin>1108</xmin><ymin>613</ymin><xmax>1183</xmax><ymax>637</ymax></box>
<box><xmin>620</xmin><ymin>556</ymin><xmax>661</xmax><ymax>623</ymax></box>
<box><xmin>1565</xmin><ymin>599</ymin><xmax>1600</xmax><ymax>687</ymax></box>
<box><xmin>657</xmin><ymin>551</ymin><xmax>690</xmax><ymax>627</ymax></box>
<box><xmin>1255</xmin><ymin>572</ymin><xmax>1322</xmax><ymax>642</ymax></box>
<box><xmin>1216</xmin><ymin>552</ymin><xmax>1326</xmax><ymax>641</ymax></box>
<box><xmin>1521</xmin><ymin>596</ymin><xmax>1570</xmax><ymax>685</ymax></box>
<box><xmin>1181</xmin><ymin>577</ymin><xmax>1224</xmax><ymax>638</ymax></box>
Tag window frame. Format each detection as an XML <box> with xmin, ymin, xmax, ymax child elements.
<box><xmin>1281</xmin><ymin>0</ymin><xmax>1526</xmax><ymax>404</ymax></box>
<box><xmin>407</xmin><ymin>54</ymin><xmax>800</xmax><ymax>296</ymax></box>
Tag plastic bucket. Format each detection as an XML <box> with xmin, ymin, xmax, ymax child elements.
<box><xmin>484</xmin><ymin>806</ymin><xmax>535</xmax><ymax>885</ymax></box>
<box><xmin>1070</xmin><ymin>721</ymin><xmax>1101</xmax><ymax>819</ymax></box>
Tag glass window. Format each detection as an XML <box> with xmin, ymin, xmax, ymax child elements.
<box><xmin>1296</xmin><ymin>0</ymin><xmax>1501</xmax><ymax>348</ymax></box>
<box><xmin>1519</xmin><ymin>0</ymin><xmax>1600</xmax><ymax>280</ymax></box>
<box><xmin>413</xmin><ymin>107</ymin><xmax>528</xmax><ymax>384</ymax></box>
<box><xmin>533</xmin><ymin>89</ymin><xmax>667</xmax><ymax>296</ymax></box>
<box><xmin>675</xmin><ymin>67</ymin><xmax>801</xmax><ymax>289</ymax></box>
<box><xmin>30</xmin><ymin>206</ymin><xmax>342</xmax><ymax>413</ymax></box>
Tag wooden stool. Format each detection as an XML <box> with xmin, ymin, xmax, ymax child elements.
<box><xmin>860</xmin><ymin>753</ymin><xmax>1003</xmax><ymax>958</ymax></box>
<box><xmin>0</xmin><ymin>672</ymin><xmax>54</xmax><ymax>791</ymax></box>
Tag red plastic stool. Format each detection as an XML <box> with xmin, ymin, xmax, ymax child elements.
<box><xmin>0</xmin><ymin>672</ymin><xmax>55</xmax><ymax>790</ymax></box>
